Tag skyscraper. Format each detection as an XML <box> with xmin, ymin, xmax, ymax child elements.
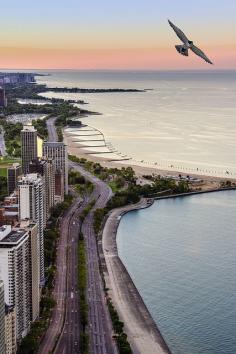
<box><xmin>0</xmin><ymin>86</ymin><xmax>7</xmax><ymax>107</ymax></box>
<box><xmin>54</xmin><ymin>169</ymin><xmax>64</xmax><ymax>204</ymax></box>
<box><xmin>43</xmin><ymin>142</ymin><xmax>68</xmax><ymax>197</ymax></box>
<box><xmin>7</xmin><ymin>163</ymin><xmax>22</xmax><ymax>195</ymax></box>
<box><xmin>0</xmin><ymin>226</ymin><xmax>31</xmax><ymax>340</ymax></box>
<box><xmin>0</xmin><ymin>280</ymin><xmax>6</xmax><ymax>354</ymax></box>
<box><xmin>21</xmin><ymin>125</ymin><xmax>38</xmax><ymax>175</ymax></box>
<box><xmin>18</xmin><ymin>174</ymin><xmax>45</xmax><ymax>285</ymax></box>
<box><xmin>20</xmin><ymin>221</ymin><xmax>40</xmax><ymax>322</ymax></box>
<box><xmin>29</xmin><ymin>158</ymin><xmax>55</xmax><ymax>219</ymax></box>
<box><xmin>5</xmin><ymin>305</ymin><xmax>17</xmax><ymax>354</ymax></box>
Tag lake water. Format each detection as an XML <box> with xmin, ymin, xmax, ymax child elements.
<box><xmin>34</xmin><ymin>70</ymin><xmax>236</xmax><ymax>352</ymax></box>
<box><xmin>37</xmin><ymin>70</ymin><xmax>236</xmax><ymax>177</ymax></box>
<box><xmin>117</xmin><ymin>190</ymin><xmax>236</xmax><ymax>354</ymax></box>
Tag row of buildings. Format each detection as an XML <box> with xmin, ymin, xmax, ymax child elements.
<box><xmin>0</xmin><ymin>73</ymin><xmax>38</xmax><ymax>109</ymax></box>
<box><xmin>0</xmin><ymin>123</ymin><xmax>68</xmax><ymax>353</ymax></box>
<box><xmin>0</xmin><ymin>73</ymin><xmax>36</xmax><ymax>85</ymax></box>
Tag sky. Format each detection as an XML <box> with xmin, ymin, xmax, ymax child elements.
<box><xmin>0</xmin><ymin>0</ymin><xmax>236</xmax><ymax>70</ymax></box>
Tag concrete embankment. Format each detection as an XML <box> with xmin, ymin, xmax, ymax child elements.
<box><xmin>102</xmin><ymin>198</ymin><xmax>171</xmax><ymax>354</ymax></box>
<box><xmin>154</xmin><ymin>187</ymin><xmax>236</xmax><ymax>201</ymax></box>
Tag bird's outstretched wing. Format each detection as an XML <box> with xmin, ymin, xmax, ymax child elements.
<box><xmin>168</xmin><ymin>20</ymin><xmax>189</xmax><ymax>45</ymax></box>
<box><xmin>190</xmin><ymin>44</ymin><xmax>213</xmax><ymax>64</ymax></box>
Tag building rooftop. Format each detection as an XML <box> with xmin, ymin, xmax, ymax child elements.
<box><xmin>9</xmin><ymin>163</ymin><xmax>21</xmax><ymax>169</ymax></box>
<box><xmin>0</xmin><ymin>226</ymin><xmax>27</xmax><ymax>244</ymax></box>
<box><xmin>3</xmin><ymin>204</ymin><xmax>18</xmax><ymax>208</ymax></box>
<box><xmin>4</xmin><ymin>211</ymin><xmax>18</xmax><ymax>217</ymax></box>
<box><xmin>22</xmin><ymin>124</ymin><xmax>37</xmax><ymax>132</ymax></box>
<box><xmin>18</xmin><ymin>173</ymin><xmax>41</xmax><ymax>184</ymax></box>
<box><xmin>43</xmin><ymin>142</ymin><xmax>66</xmax><ymax>147</ymax></box>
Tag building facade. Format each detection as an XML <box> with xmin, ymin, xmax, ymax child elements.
<box><xmin>0</xmin><ymin>280</ymin><xmax>6</xmax><ymax>353</ymax></box>
<box><xmin>0</xmin><ymin>86</ymin><xmax>7</xmax><ymax>107</ymax></box>
<box><xmin>29</xmin><ymin>158</ymin><xmax>55</xmax><ymax>218</ymax></box>
<box><xmin>5</xmin><ymin>305</ymin><xmax>17</xmax><ymax>354</ymax></box>
<box><xmin>0</xmin><ymin>226</ymin><xmax>31</xmax><ymax>340</ymax></box>
<box><xmin>21</xmin><ymin>125</ymin><xmax>38</xmax><ymax>175</ymax></box>
<box><xmin>20</xmin><ymin>221</ymin><xmax>40</xmax><ymax>322</ymax></box>
<box><xmin>7</xmin><ymin>163</ymin><xmax>22</xmax><ymax>195</ymax></box>
<box><xmin>43</xmin><ymin>142</ymin><xmax>68</xmax><ymax>197</ymax></box>
<box><xmin>18</xmin><ymin>174</ymin><xmax>45</xmax><ymax>285</ymax></box>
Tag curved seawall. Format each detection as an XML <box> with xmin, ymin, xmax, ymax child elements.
<box><xmin>102</xmin><ymin>199</ymin><xmax>171</xmax><ymax>354</ymax></box>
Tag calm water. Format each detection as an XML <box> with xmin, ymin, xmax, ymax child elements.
<box><xmin>37</xmin><ymin>70</ymin><xmax>236</xmax><ymax>177</ymax></box>
<box><xmin>117</xmin><ymin>190</ymin><xmax>236</xmax><ymax>354</ymax></box>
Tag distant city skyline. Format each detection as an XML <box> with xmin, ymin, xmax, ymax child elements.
<box><xmin>0</xmin><ymin>0</ymin><xmax>236</xmax><ymax>70</ymax></box>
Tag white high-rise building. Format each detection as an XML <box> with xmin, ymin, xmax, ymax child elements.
<box><xmin>18</xmin><ymin>174</ymin><xmax>45</xmax><ymax>285</ymax></box>
<box><xmin>43</xmin><ymin>142</ymin><xmax>68</xmax><ymax>196</ymax></box>
<box><xmin>20</xmin><ymin>221</ymin><xmax>40</xmax><ymax>322</ymax></box>
<box><xmin>0</xmin><ymin>226</ymin><xmax>31</xmax><ymax>340</ymax></box>
<box><xmin>0</xmin><ymin>280</ymin><xmax>6</xmax><ymax>353</ymax></box>
<box><xmin>29</xmin><ymin>158</ymin><xmax>55</xmax><ymax>219</ymax></box>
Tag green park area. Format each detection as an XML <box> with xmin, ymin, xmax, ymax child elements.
<box><xmin>0</xmin><ymin>157</ymin><xmax>20</xmax><ymax>176</ymax></box>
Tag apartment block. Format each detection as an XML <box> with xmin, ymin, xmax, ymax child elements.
<box><xmin>0</xmin><ymin>226</ymin><xmax>31</xmax><ymax>340</ymax></box>
<box><xmin>7</xmin><ymin>164</ymin><xmax>22</xmax><ymax>195</ymax></box>
<box><xmin>18</xmin><ymin>174</ymin><xmax>45</xmax><ymax>285</ymax></box>
<box><xmin>21</xmin><ymin>125</ymin><xmax>38</xmax><ymax>175</ymax></box>
<box><xmin>43</xmin><ymin>142</ymin><xmax>68</xmax><ymax>198</ymax></box>
<box><xmin>5</xmin><ymin>305</ymin><xmax>17</xmax><ymax>354</ymax></box>
<box><xmin>0</xmin><ymin>280</ymin><xmax>5</xmax><ymax>353</ymax></box>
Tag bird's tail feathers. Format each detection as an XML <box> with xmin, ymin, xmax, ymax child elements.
<box><xmin>175</xmin><ymin>45</ymin><xmax>188</xmax><ymax>56</ymax></box>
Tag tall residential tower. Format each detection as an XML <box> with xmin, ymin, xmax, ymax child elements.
<box><xmin>43</xmin><ymin>142</ymin><xmax>68</xmax><ymax>197</ymax></box>
<box><xmin>21</xmin><ymin>125</ymin><xmax>38</xmax><ymax>175</ymax></box>
<box><xmin>0</xmin><ymin>226</ymin><xmax>31</xmax><ymax>340</ymax></box>
<box><xmin>0</xmin><ymin>280</ymin><xmax>5</xmax><ymax>353</ymax></box>
<box><xmin>7</xmin><ymin>163</ymin><xmax>22</xmax><ymax>195</ymax></box>
<box><xmin>18</xmin><ymin>174</ymin><xmax>45</xmax><ymax>285</ymax></box>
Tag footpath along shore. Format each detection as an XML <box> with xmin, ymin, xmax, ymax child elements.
<box><xmin>101</xmin><ymin>187</ymin><xmax>236</xmax><ymax>354</ymax></box>
<box><xmin>102</xmin><ymin>198</ymin><xmax>171</xmax><ymax>354</ymax></box>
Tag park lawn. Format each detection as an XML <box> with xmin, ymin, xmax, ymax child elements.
<box><xmin>108</xmin><ymin>181</ymin><xmax>121</xmax><ymax>193</ymax></box>
<box><xmin>0</xmin><ymin>157</ymin><xmax>20</xmax><ymax>169</ymax></box>
<box><xmin>0</xmin><ymin>157</ymin><xmax>20</xmax><ymax>165</ymax></box>
<box><xmin>0</xmin><ymin>168</ymin><xmax>7</xmax><ymax>177</ymax></box>
<box><xmin>0</xmin><ymin>158</ymin><xmax>20</xmax><ymax>177</ymax></box>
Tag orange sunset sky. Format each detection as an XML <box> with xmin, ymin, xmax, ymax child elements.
<box><xmin>1</xmin><ymin>0</ymin><xmax>236</xmax><ymax>70</ymax></box>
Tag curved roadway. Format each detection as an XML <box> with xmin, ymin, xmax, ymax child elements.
<box><xmin>38</xmin><ymin>119</ymin><xmax>117</xmax><ymax>353</ymax></box>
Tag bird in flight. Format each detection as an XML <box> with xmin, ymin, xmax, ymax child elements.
<box><xmin>168</xmin><ymin>20</ymin><xmax>213</xmax><ymax>65</ymax></box>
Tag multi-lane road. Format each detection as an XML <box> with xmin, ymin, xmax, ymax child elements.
<box><xmin>0</xmin><ymin>127</ymin><xmax>6</xmax><ymax>156</ymax></box>
<box><xmin>70</xmin><ymin>162</ymin><xmax>117</xmax><ymax>354</ymax></box>
<box><xmin>38</xmin><ymin>119</ymin><xmax>117</xmax><ymax>353</ymax></box>
<box><xmin>38</xmin><ymin>197</ymin><xmax>84</xmax><ymax>353</ymax></box>
<box><xmin>46</xmin><ymin>117</ymin><xmax>58</xmax><ymax>142</ymax></box>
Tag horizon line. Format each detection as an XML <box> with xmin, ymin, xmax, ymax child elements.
<box><xmin>1</xmin><ymin>67</ymin><xmax>236</xmax><ymax>72</ymax></box>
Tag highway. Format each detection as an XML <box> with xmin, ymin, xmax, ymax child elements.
<box><xmin>69</xmin><ymin>162</ymin><xmax>117</xmax><ymax>354</ymax></box>
<box><xmin>0</xmin><ymin>127</ymin><xmax>6</xmax><ymax>156</ymax></box>
<box><xmin>51</xmin><ymin>163</ymin><xmax>117</xmax><ymax>354</ymax></box>
<box><xmin>38</xmin><ymin>119</ymin><xmax>117</xmax><ymax>353</ymax></box>
<box><xmin>38</xmin><ymin>197</ymin><xmax>84</xmax><ymax>353</ymax></box>
<box><xmin>54</xmin><ymin>194</ymin><xmax>90</xmax><ymax>354</ymax></box>
<box><xmin>46</xmin><ymin>117</ymin><xmax>58</xmax><ymax>142</ymax></box>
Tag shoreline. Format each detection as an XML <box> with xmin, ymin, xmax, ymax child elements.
<box><xmin>101</xmin><ymin>188</ymin><xmax>236</xmax><ymax>353</ymax></box>
<box><xmin>64</xmin><ymin>127</ymin><xmax>236</xmax><ymax>186</ymax></box>
<box><xmin>102</xmin><ymin>188</ymin><xmax>236</xmax><ymax>354</ymax></box>
<box><xmin>102</xmin><ymin>198</ymin><xmax>171</xmax><ymax>354</ymax></box>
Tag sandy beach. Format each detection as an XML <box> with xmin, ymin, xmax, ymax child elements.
<box><xmin>64</xmin><ymin>129</ymin><xmax>236</xmax><ymax>190</ymax></box>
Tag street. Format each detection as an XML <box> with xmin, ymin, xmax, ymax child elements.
<box><xmin>38</xmin><ymin>119</ymin><xmax>117</xmax><ymax>353</ymax></box>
